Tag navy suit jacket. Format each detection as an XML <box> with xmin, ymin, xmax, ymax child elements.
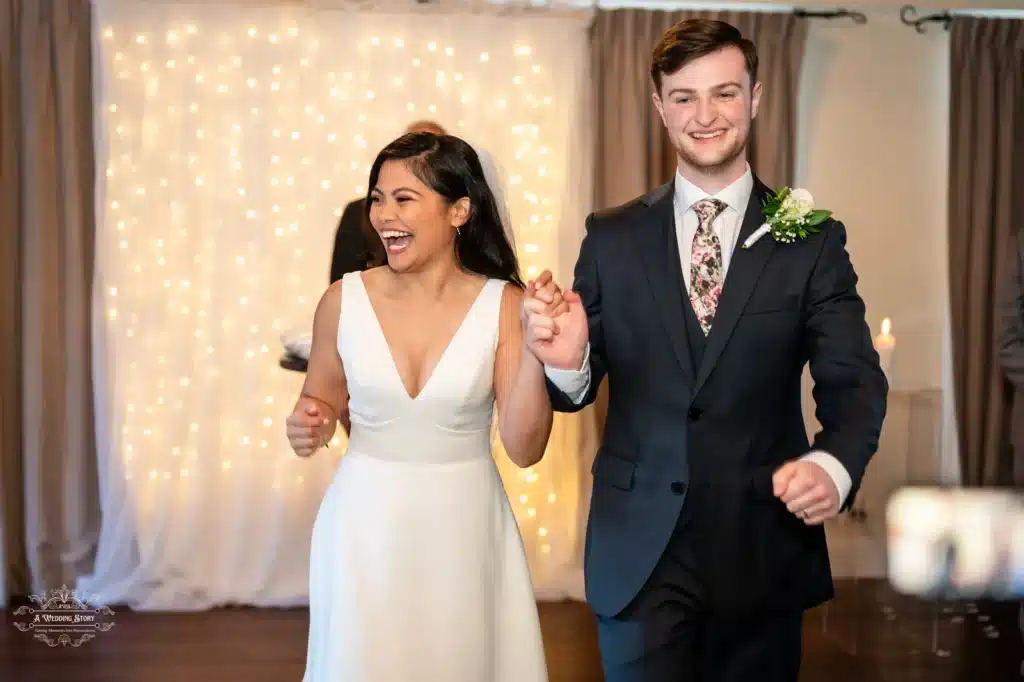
<box><xmin>546</xmin><ymin>177</ymin><xmax>888</xmax><ymax>620</ymax></box>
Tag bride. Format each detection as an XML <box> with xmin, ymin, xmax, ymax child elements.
<box><xmin>285</xmin><ymin>131</ymin><xmax>562</xmax><ymax>681</ymax></box>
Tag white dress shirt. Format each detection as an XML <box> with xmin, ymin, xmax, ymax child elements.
<box><xmin>544</xmin><ymin>166</ymin><xmax>853</xmax><ymax>506</ymax></box>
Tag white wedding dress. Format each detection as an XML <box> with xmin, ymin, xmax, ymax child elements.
<box><xmin>301</xmin><ymin>271</ymin><xmax>548</xmax><ymax>682</ymax></box>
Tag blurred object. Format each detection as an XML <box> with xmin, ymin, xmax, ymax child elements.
<box><xmin>874</xmin><ymin>317</ymin><xmax>895</xmax><ymax>383</ymax></box>
<box><xmin>280</xmin><ymin>331</ymin><xmax>311</xmax><ymax>373</ymax></box>
<box><xmin>887</xmin><ymin>487</ymin><xmax>1024</xmax><ymax>599</ymax></box>
<box><xmin>279</xmin><ymin>354</ymin><xmax>308</xmax><ymax>373</ymax></box>
<box><xmin>886</xmin><ymin>487</ymin><xmax>953</xmax><ymax>595</ymax></box>
<box><xmin>281</xmin><ymin>331</ymin><xmax>312</xmax><ymax>360</ymax></box>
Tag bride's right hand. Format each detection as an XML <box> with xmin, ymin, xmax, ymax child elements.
<box><xmin>286</xmin><ymin>395</ymin><xmax>336</xmax><ymax>457</ymax></box>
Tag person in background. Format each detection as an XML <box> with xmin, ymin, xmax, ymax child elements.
<box><xmin>329</xmin><ymin>120</ymin><xmax>448</xmax><ymax>283</ymax></box>
<box><xmin>996</xmin><ymin>229</ymin><xmax>1024</xmax><ymax>482</ymax></box>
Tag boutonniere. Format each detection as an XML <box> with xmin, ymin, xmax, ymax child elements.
<box><xmin>742</xmin><ymin>188</ymin><xmax>832</xmax><ymax>249</ymax></box>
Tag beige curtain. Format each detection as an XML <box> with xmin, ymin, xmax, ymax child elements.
<box><xmin>586</xmin><ymin>9</ymin><xmax>807</xmax><ymax>435</ymax></box>
<box><xmin>0</xmin><ymin>0</ymin><xmax>100</xmax><ymax>601</ymax></box>
<box><xmin>947</xmin><ymin>17</ymin><xmax>1024</xmax><ymax>487</ymax></box>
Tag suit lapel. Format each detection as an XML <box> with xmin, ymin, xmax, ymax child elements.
<box><xmin>632</xmin><ymin>180</ymin><xmax>695</xmax><ymax>386</ymax></box>
<box><xmin>692</xmin><ymin>178</ymin><xmax>776</xmax><ymax>395</ymax></box>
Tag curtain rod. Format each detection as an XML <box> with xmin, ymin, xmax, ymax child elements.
<box><xmin>793</xmin><ymin>8</ymin><xmax>867</xmax><ymax>24</ymax></box>
<box><xmin>899</xmin><ymin>4</ymin><xmax>953</xmax><ymax>33</ymax></box>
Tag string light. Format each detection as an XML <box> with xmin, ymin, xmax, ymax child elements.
<box><xmin>95</xmin><ymin>10</ymin><xmax>572</xmax><ymax>563</ymax></box>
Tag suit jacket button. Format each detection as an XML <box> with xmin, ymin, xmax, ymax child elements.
<box><xmin>670</xmin><ymin>481</ymin><xmax>686</xmax><ymax>495</ymax></box>
<box><xmin>688</xmin><ymin>407</ymin><xmax>702</xmax><ymax>421</ymax></box>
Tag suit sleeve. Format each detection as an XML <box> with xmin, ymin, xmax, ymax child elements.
<box><xmin>997</xmin><ymin>231</ymin><xmax>1024</xmax><ymax>388</ymax></box>
<box><xmin>804</xmin><ymin>221</ymin><xmax>888</xmax><ymax>510</ymax></box>
<box><xmin>545</xmin><ymin>214</ymin><xmax>608</xmax><ymax>413</ymax></box>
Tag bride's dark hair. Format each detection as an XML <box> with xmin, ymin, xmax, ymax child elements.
<box><xmin>365</xmin><ymin>132</ymin><xmax>524</xmax><ymax>288</ymax></box>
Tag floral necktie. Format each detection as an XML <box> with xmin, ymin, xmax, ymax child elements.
<box><xmin>689</xmin><ymin>198</ymin><xmax>727</xmax><ymax>335</ymax></box>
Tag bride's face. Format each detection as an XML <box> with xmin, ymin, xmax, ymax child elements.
<box><xmin>368</xmin><ymin>159</ymin><xmax>469</xmax><ymax>273</ymax></box>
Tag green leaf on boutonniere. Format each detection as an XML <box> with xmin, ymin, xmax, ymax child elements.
<box><xmin>805</xmin><ymin>209</ymin><xmax>832</xmax><ymax>227</ymax></box>
<box><xmin>760</xmin><ymin>189</ymin><xmax>786</xmax><ymax>219</ymax></box>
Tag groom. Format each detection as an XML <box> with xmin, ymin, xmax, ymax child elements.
<box><xmin>523</xmin><ymin>18</ymin><xmax>887</xmax><ymax>682</ymax></box>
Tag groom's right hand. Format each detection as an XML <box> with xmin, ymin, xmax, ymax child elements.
<box><xmin>522</xmin><ymin>269</ymin><xmax>588</xmax><ymax>371</ymax></box>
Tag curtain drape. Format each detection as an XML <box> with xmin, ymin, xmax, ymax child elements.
<box><xmin>947</xmin><ymin>16</ymin><xmax>1024</xmax><ymax>487</ymax></box>
<box><xmin>80</xmin><ymin>2</ymin><xmax>593</xmax><ymax>608</ymax></box>
<box><xmin>0</xmin><ymin>0</ymin><xmax>100</xmax><ymax>603</ymax></box>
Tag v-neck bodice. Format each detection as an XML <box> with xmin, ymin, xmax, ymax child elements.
<box><xmin>338</xmin><ymin>271</ymin><xmax>505</xmax><ymax>462</ymax></box>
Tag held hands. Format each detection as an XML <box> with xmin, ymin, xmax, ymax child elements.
<box><xmin>772</xmin><ymin>460</ymin><xmax>841</xmax><ymax>526</ymax></box>
<box><xmin>521</xmin><ymin>269</ymin><xmax>588</xmax><ymax>370</ymax></box>
<box><xmin>285</xmin><ymin>395</ymin><xmax>336</xmax><ymax>457</ymax></box>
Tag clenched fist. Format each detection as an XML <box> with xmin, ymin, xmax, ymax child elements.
<box><xmin>773</xmin><ymin>460</ymin><xmax>841</xmax><ymax>525</ymax></box>
<box><xmin>286</xmin><ymin>395</ymin><xmax>336</xmax><ymax>458</ymax></box>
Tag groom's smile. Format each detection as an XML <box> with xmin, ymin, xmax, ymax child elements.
<box><xmin>690</xmin><ymin>129</ymin><xmax>726</xmax><ymax>140</ymax></box>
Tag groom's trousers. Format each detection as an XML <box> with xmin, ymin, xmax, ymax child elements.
<box><xmin>593</xmin><ymin>510</ymin><xmax>803</xmax><ymax>682</ymax></box>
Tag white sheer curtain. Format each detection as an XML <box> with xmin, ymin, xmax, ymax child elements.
<box><xmin>81</xmin><ymin>0</ymin><xmax>593</xmax><ymax>609</ymax></box>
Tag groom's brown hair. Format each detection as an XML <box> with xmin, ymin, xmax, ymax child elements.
<box><xmin>650</xmin><ymin>19</ymin><xmax>758</xmax><ymax>94</ymax></box>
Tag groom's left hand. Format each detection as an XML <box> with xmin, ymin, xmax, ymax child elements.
<box><xmin>772</xmin><ymin>460</ymin><xmax>840</xmax><ymax>526</ymax></box>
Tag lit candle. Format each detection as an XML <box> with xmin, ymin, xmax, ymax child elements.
<box><xmin>874</xmin><ymin>317</ymin><xmax>895</xmax><ymax>380</ymax></box>
<box><xmin>876</xmin><ymin>315</ymin><xmax>892</xmax><ymax>378</ymax></box>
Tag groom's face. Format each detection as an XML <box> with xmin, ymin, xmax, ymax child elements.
<box><xmin>652</xmin><ymin>45</ymin><xmax>761</xmax><ymax>174</ymax></box>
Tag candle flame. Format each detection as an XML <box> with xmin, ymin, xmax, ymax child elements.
<box><xmin>881</xmin><ymin>317</ymin><xmax>891</xmax><ymax>336</ymax></box>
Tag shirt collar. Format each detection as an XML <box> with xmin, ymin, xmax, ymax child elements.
<box><xmin>673</xmin><ymin>164</ymin><xmax>753</xmax><ymax>215</ymax></box>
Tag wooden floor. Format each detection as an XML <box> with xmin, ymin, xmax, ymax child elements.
<box><xmin>1</xmin><ymin>580</ymin><xmax>1020</xmax><ymax>682</ymax></box>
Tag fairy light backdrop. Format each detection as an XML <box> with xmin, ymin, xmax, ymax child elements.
<box><xmin>81</xmin><ymin>2</ymin><xmax>592</xmax><ymax>608</ymax></box>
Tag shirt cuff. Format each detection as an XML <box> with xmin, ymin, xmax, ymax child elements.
<box><xmin>543</xmin><ymin>344</ymin><xmax>591</xmax><ymax>404</ymax></box>
<box><xmin>800</xmin><ymin>450</ymin><xmax>853</xmax><ymax>508</ymax></box>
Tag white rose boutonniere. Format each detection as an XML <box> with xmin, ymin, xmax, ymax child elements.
<box><xmin>742</xmin><ymin>187</ymin><xmax>833</xmax><ymax>249</ymax></box>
